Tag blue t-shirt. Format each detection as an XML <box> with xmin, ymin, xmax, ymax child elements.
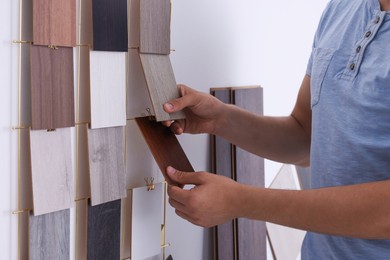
<box><xmin>304</xmin><ymin>0</ymin><xmax>390</xmax><ymax>259</ymax></box>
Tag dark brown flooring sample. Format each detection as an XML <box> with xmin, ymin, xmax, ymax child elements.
<box><xmin>30</xmin><ymin>45</ymin><xmax>75</xmax><ymax>130</ymax></box>
<box><xmin>232</xmin><ymin>87</ymin><xmax>266</xmax><ymax>260</ymax></box>
<box><xmin>92</xmin><ymin>0</ymin><xmax>128</xmax><ymax>51</ymax></box>
<box><xmin>211</xmin><ymin>89</ymin><xmax>236</xmax><ymax>260</ymax></box>
<box><xmin>33</xmin><ymin>0</ymin><xmax>76</xmax><ymax>47</ymax></box>
<box><xmin>29</xmin><ymin>209</ymin><xmax>70</xmax><ymax>260</ymax></box>
<box><xmin>140</xmin><ymin>0</ymin><xmax>171</xmax><ymax>54</ymax></box>
<box><xmin>87</xmin><ymin>200</ymin><xmax>121</xmax><ymax>260</ymax></box>
<box><xmin>135</xmin><ymin>117</ymin><xmax>194</xmax><ymax>185</ymax></box>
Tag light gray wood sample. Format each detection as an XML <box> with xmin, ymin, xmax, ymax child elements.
<box><xmin>90</xmin><ymin>51</ymin><xmax>126</xmax><ymax>129</ymax></box>
<box><xmin>139</xmin><ymin>54</ymin><xmax>185</xmax><ymax>121</ymax></box>
<box><xmin>267</xmin><ymin>164</ymin><xmax>306</xmax><ymax>260</ymax></box>
<box><xmin>30</xmin><ymin>128</ymin><xmax>74</xmax><ymax>216</ymax></box>
<box><xmin>140</xmin><ymin>0</ymin><xmax>171</xmax><ymax>54</ymax></box>
<box><xmin>127</xmin><ymin>49</ymin><xmax>155</xmax><ymax>119</ymax></box>
<box><xmin>126</xmin><ymin>120</ymin><xmax>163</xmax><ymax>189</ymax></box>
<box><xmin>132</xmin><ymin>184</ymin><xmax>163</xmax><ymax>260</ymax></box>
<box><xmin>88</xmin><ymin>126</ymin><xmax>126</xmax><ymax>206</ymax></box>
<box><xmin>87</xmin><ymin>200</ymin><xmax>121</xmax><ymax>260</ymax></box>
<box><xmin>29</xmin><ymin>209</ymin><xmax>70</xmax><ymax>260</ymax></box>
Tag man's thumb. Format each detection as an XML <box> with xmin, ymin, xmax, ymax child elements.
<box><xmin>166</xmin><ymin>166</ymin><xmax>203</xmax><ymax>186</ymax></box>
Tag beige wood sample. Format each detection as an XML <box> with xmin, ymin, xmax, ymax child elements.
<box><xmin>30</xmin><ymin>128</ymin><xmax>74</xmax><ymax>216</ymax></box>
<box><xmin>139</xmin><ymin>54</ymin><xmax>185</xmax><ymax>121</ymax></box>
<box><xmin>140</xmin><ymin>0</ymin><xmax>171</xmax><ymax>54</ymax></box>
<box><xmin>75</xmin><ymin>200</ymin><xmax>88</xmax><ymax>260</ymax></box>
<box><xmin>126</xmin><ymin>120</ymin><xmax>163</xmax><ymax>189</ymax></box>
<box><xmin>128</xmin><ymin>0</ymin><xmax>140</xmax><ymax>48</ymax></box>
<box><xmin>88</xmin><ymin>126</ymin><xmax>127</xmax><ymax>206</ymax></box>
<box><xmin>76</xmin><ymin>124</ymin><xmax>91</xmax><ymax>200</ymax></box>
<box><xmin>33</xmin><ymin>0</ymin><xmax>76</xmax><ymax>47</ymax></box>
<box><xmin>90</xmin><ymin>51</ymin><xmax>126</xmax><ymax>129</ymax></box>
<box><xmin>267</xmin><ymin>164</ymin><xmax>306</xmax><ymax>260</ymax></box>
<box><xmin>132</xmin><ymin>184</ymin><xmax>163</xmax><ymax>260</ymax></box>
<box><xmin>127</xmin><ymin>49</ymin><xmax>155</xmax><ymax>119</ymax></box>
<box><xmin>121</xmin><ymin>190</ymin><xmax>132</xmax><ymax>260</ymax></box>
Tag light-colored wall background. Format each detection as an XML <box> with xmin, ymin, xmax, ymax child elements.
<box><xmin>0</xmin><ymin>0</ymin><xmax>328</xmax><ymax>259</ymax></box>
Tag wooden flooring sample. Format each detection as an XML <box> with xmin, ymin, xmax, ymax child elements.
<box><xmin>267</xmin><ymin>164</ymin><xmax>306</xmax><ymax>260</ymax></box>
<box><xmin>139</xmin><ymin>54</ymin><xmax>185</xmax><ymax>121</ymax></box>
<box><xmin>132</xmin><ymin>184</ymin><xmax>163</xmax><ymax>260</ymax></box>
<box><xmin>90</xmin><ymin>51</ymin><xmax>126</xmax><ymax>129</ymax></box>
<box><xmin>233</xmin><ymin>87</ymin><xmax>266</xmax><ymax>260</ymax></box>
<box><xmin>33</xmin><ymin>0</ymin><xmax>76</xmax><ymax>46</ymax></box>
<box><xmin>128</xmin><ymin>0</ymin><xmax>140</xmax><ymax>47</ymax></box>
<box><xmin>88</xmin><ymin>126</ymin><xmax>126</xmax><ymax>206</ymax></box>
<box><xmin>126</xmin><ymin>120</ymin><xmax>163</xmax><ymax>189</ymax></box>
<box><xmin>29</xmin><ymin>209</ymin><xmax>70</xmax><ymax>260</ymax></box>
<box><xmin>127</xmin><ymin>49</ymin><xmax>155</xmax><ymax>119</ymax></box>
<box><xmin>92</xmin><ymin>0</ymin><xmax>128</xmax><ymax>51</ymax></box>
<box><xmin>87</xmin><ymin>200</ymin><xmax>121</xmax><ymax>260</ymax></box>
<box><xmin>140</xmin><ymin>0</ymin><xmax>171</xmax><ymax>54</ymax></box>
<box><xmin>30</xmin><ymin>128</ymin><xmax>74</xmax><ymax>216</ymax></box>
<box><xmin>30</xmin><ymin>45</ymin><xmax>75</xmax><ymax>130</ymax></box>
<box><xmin>135</xmin><ymin>117</ymin><xmax>194</xmax><ymax>185</ymax></box>
<box><xmin>211</xmin><ymin>89</ymin><xmax>235</xmax><ymax>260</ymax></box>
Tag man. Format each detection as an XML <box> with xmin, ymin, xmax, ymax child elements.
<box><xmin>162</xmin><ymin>0</ymin><xmax>390</xmax><ymax>258</ymax></box>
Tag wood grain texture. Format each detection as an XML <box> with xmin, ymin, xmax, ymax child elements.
<box><xmin>127</xmin><ymin>49</ymin><xmax>155</xmax><ymax>119</ymax></box>
<box><xmin>88</xmin><ymin>126</ymin><xmax>127</xmax><ymax>206</ymax></box>
<box><xmin>30</xmin><ymin>45</ymin><xmax>75</xmax><ymax>130</ymax></box>
<box><xmin>128</xmin><ymin>0</ymin><xmax>140</xmax><ymax>48</ymax></box>
<box><xmin>211</xmin><ymin>89</ymin><xmax>235</xmax><ymax>260</ymax></box>
<box><xmin>87</xmin><ymin>200</ymin><xmax>121</xmax><ymax>260</ymax></box>
<box><xmin>132</xmin><ymin>184</ymin><xmax>163</xmax><ymax>260</ymax></box>
<box><xmin>126</xmin><ymin>120</ymin><xmax>163</xmax><ymax>189</ymax></box>
<box><xmin>30</xmin><ymin>128</ymin><xmax>74</xmax><ymax>216</ymax></box>
<box><xmin>140</xmin><ymin>0</ymin><xmax>171</xmax><ymax>54</ymax></box>
<box><xmin>267</xmin><ymin>164</ymin><xmax>306</xmax><ymax>260</ymax></box>
<box><xmin>92</xmin><ymin>0</ymin><xmax>128</xmax><ymax>51</ymax></box>
<box><xmin>90</xmin><ymin>51</ymin><xmax>126</xmax><ymax>129</ymax></box>
<box><xmin>139</xmin><ymin>54</ymin><xmax>185</xmax><ymax>121</ymax></box>
<box><xmin>135</xmin><ymin>117</ymin><xmax>194</xmax><ymax>185</ymax></box>
<box><xmin>33</xmin><ymin>0</ymin><xmax>76</xmax><ymax>47</ymax></box>
<box><xmin>29</xmin><ymin>209</ymin><xmax>70</xmax><ymax>260</ymax></box>
<box><xmin>232</xmin><ymin>87</ymin><xmax>266</xmax><ymax>260</ymax></box>
<box><xmin>296</xmin><ymin>165</ymin><xmax>311</xmax><ymax>190</ymax></box>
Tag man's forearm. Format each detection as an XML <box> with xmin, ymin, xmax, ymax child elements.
<box><xmin>236</xmin><ymin>180</ymin><xmax>390</xmax><ymax>239</ymax></box>
<box><xmin>214</xmin><ymin>104</ymin><xmax>311</xmax><ymax>165</ymax></box>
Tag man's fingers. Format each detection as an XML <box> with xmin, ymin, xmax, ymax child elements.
<box><xmin>163</xmin><ymin>85</ymin><xmax>198</xmax><ymax>114</ymax></box>
<box><xmin>167</xmin><ymin>185</ymin><xmax>189</xmax><ymax>204</ymax></box>
<box><xmin>166</xmin><ymin>166</ymin><xmax>205</xmax><ymax>186</ymax></box>
<box><xmin>168</xmin><ymin>197</ymin><xmax>186</xmax><ymax>212</ymax></box>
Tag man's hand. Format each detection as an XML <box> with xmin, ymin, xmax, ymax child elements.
<box><xmin>162</xmin><ymin>84</ymin><xmax>228</xmax><ymax>135</ymax></box>
<box><xmin>166</xmin><ymin>166</ymin><xmax>243</xmax><ymax>227</ymax></box>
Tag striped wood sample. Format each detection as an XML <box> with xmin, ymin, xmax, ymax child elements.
<box><xmin>90</xmin><ymin>51</ymin><xmax>126</xmax><ymax>129</ymax></box>
<box><xmin>30</xmin><ymin>45</ymin><xmax>75</xmax><ymax>130</ymax></box>
<box><xmin>33</xmin><ymin>0</ymin><xmax>76</xmax><ymax>46</ymax></box>
<box><xmin>92</xmin><ymin>0</ymin><xmax>128</xmax><ymax>51</ymax></box>
<box><xmin>211</xmin><ymin>89</ymin><xmax>235</xmax><ymax>260</ymax></box>
<box><xmin>127</xmin><ymin>49</ymin><xmax>155</xmax><ymax>119</ymax></box>
<box><xmin>29</xmin><ymin>209</ymin><xmax>70</xmax><ymax>260</ymax></box>
<box><xmin>126</xmin><ymin>120</ymin><xmax>162</xmax><ymax>189</ymax></box>
<box><xmin>132</xmin><ymin>184</ymin><xmax>163</xmax><ymax>260</ymax></box>
<box><xmin>135</xmin><ymin>117</ymin><xmax>194</xmax><ymax>185</ymax></box>
<box><xmin>267</xmin><ymin>164</ymin><xmax>306</xmax><ymax>260</ymax></box>
<box><xmin>88</xmin><ymin>126</ymin><xmax>126</xmax><ymax>206</ymax></box>
<box><xmin>139</xmin><ymin>54</ymin><xmax>185</xmax><ymax>121</ymax></box>
<box><xmin>140</xmin><ymin>0</ymin><xmax>171</xmax><ymax>54</ymax></box>
<box><xmin>30</xmin><ymin>128</ymin><xmax>74</xmax><ymax>216</ymax></box>
<box><xmin>233</xmin><ymin>87</ymin><xmax>266</xmax><ymax>260</ymax></box>
<box><xmin>87</xmin><ymin>200</ymin><xmax>121</xmax><ymax>260</ymax></box>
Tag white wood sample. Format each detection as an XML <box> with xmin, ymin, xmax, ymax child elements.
<box><xmin>126</xmin><ymin>120</ymin><xmax>163</xmax><ymax>189</ymax></box>
<box><xmin>139</xmin><ymin>54</ymin><xmax>185</xmax><ymax>121</ymax></box>
<box><xmin>127</xmin><ymin>49</ymin><xmax>155</xmax><ymax>119</ymax></box>
<box><xmin>131</xmin><ymin>184</ymin><xmax>163</xmax><ymax>260</ymax></box>
<box><xmin>88</xmin><ymin>126</ymin><xmax>127</xmax><ymax>206</ymax></box>
<box><xmin>90</xmin><ymin>51</ymin><xmax>126</xmax><ymax>129</ymax></box>
<box><xmin>30</xmin><ymin>128</ymin><xmax>74</xmax><ymax>216</ymax></box>
<box><xmin>267</xmin><ymin>164</ymin><xmax>306</xmax><ymax>260</ymax></box>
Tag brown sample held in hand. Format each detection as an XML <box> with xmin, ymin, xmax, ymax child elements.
<box><xmin>135</xmin><ymin>117</ymin><xmax>194</xmax><ymax>185</ymax></box>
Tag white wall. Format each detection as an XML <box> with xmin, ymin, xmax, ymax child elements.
<box><xmin>0</xmin><ymin>0</ymin><xmax>328</xmax><ymax>259</ymax></box>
